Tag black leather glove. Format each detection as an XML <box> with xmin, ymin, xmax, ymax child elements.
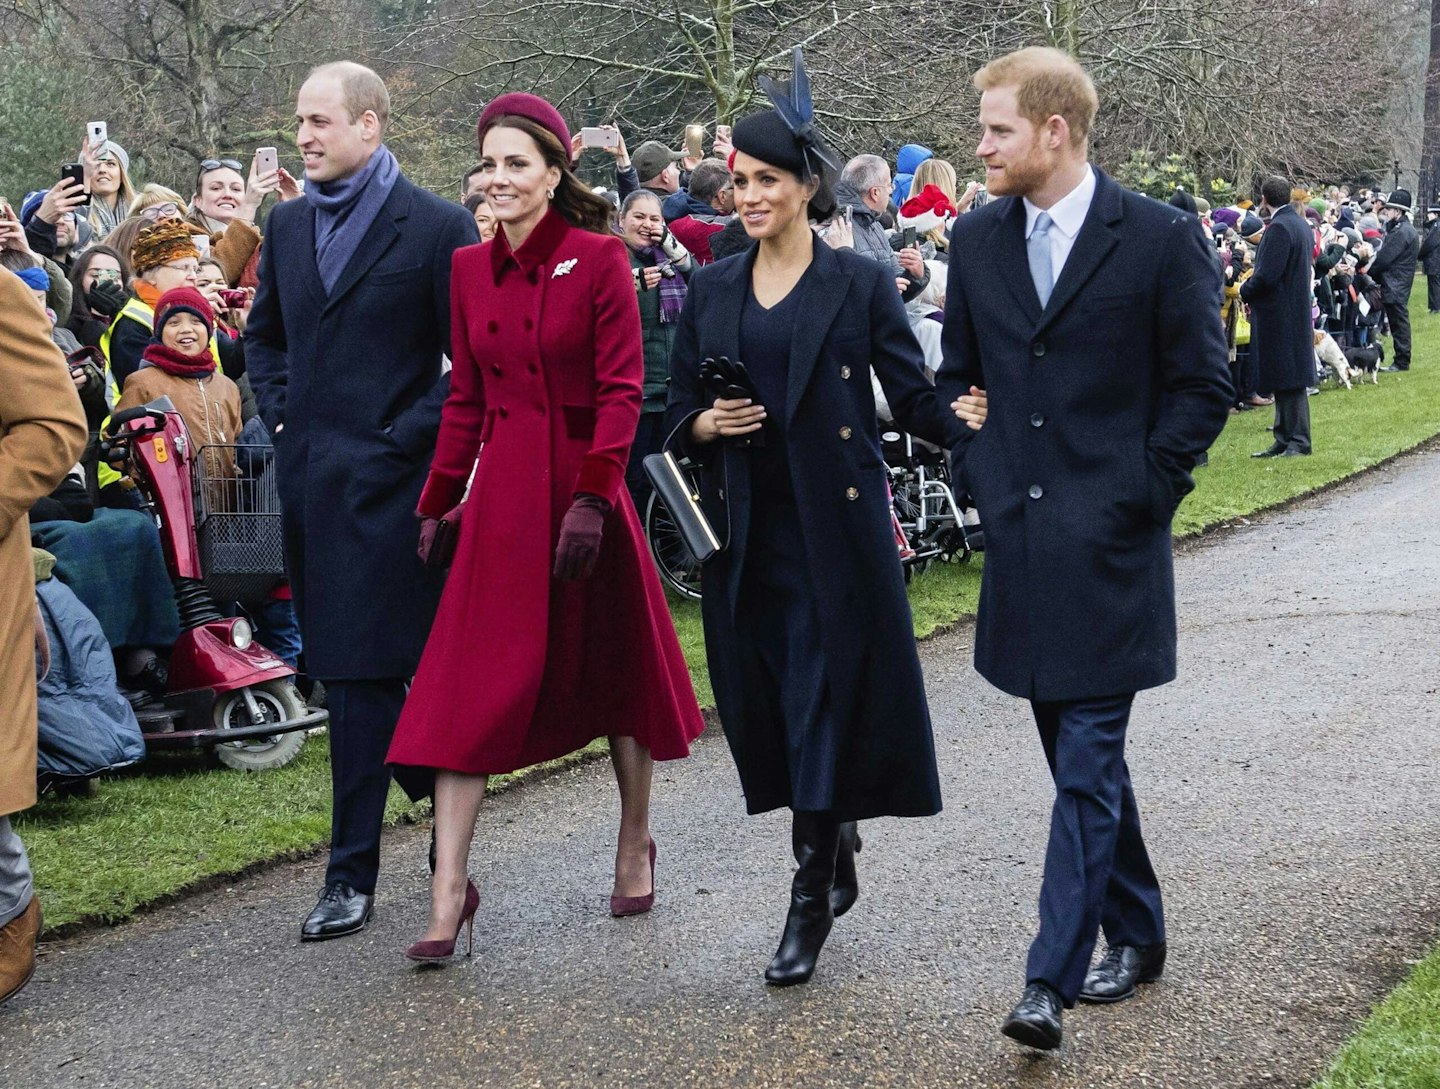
<box><xmin>553</xmin><ymin>494</ymin><xmax>610</xmax><ymax>581</ymax></box>
<box><xmin>86</xmin><ymin>280</ymin><xmax>127</xmax><ymax>319</ymax></box>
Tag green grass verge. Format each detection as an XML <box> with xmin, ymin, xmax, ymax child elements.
<box><xmin>1314</xmin><ymin>948</ymin><xmax>1440</xmax><ymax>1088</ymax></box>
<box><xmin>18</xmin><ymin>284</ymin><xmax>1440</xmax><ymax>935</ymax></box>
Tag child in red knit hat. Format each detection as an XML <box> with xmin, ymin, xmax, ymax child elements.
<box><xmin>116</xmin><ymin>286</ymin><xmax>243</xmax><ymax>502</ymax></box>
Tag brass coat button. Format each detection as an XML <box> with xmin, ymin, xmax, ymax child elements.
<box><xmin>846</xmin><ymin>487</ymin><xmax>859</xmax><ymax>501</ymax></box>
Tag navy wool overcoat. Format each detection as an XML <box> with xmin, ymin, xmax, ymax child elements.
<box><xmin>245</xmin><ymin>175</ymin><xmax>478</xmax><ymax>679</ymax></box>
<box><xmin>666</xmin><ymin>237</ymin><xmax>965</xmax><ymax>820</ymax></box>
<box><xmin>937</xmin><ymin>170</ymin><xmax>1232</xmax><ymax>703</ymax></box>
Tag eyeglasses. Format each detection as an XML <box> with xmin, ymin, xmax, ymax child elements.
<box><xmin>200</xmin><ymin>159</ymin><xmax>243</xmax><ymax>173</ymax></box>
<box><xmin>139</xmin><ymin>203</ymin><xmax>182</xmax><ymax>223</ymax></box>
<box><xmin>162</xmin><ymin>261</ymin><xmax>200</xmax><ymax>276</ymax></box>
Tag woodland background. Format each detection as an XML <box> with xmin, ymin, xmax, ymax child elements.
<box><xmin>1</xmin><ymin>0</ymin><xmax>1437</xmax><ymax>205</ymax></box>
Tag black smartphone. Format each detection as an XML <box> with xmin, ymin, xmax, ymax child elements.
<box><xmin>60</xmin><ymin>163</ymin><xmax>90</xmax><ymax>204</ymax></box>
<box><xmin>901</xmin><ymin>225</ymin><xmax>917</xmax><ymax>249</ymax></box>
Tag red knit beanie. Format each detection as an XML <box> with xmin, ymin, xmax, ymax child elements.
<box><xmin>477</xmin><ymin>93</ymin><xmax>571</xmax><ymax>156</ymax></box>
<box><xmin>154</xmin><ymin>286</ymin><xmax>215</xmax><ymax>340</ymax></box>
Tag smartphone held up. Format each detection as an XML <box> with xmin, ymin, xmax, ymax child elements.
<box><xmin>579</xmin><ymin>127</ymin><xmax>620</xmax><ymax>150</ymax></box>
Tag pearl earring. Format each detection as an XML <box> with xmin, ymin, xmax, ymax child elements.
<box><xmin>547</xmin><ymin>188</ymin><xmax>555</xmax><ymax>200</ymax></box>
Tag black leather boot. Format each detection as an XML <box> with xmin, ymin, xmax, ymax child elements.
<box><xmin>831</xmin><ymin>821</ymin><xmax>862</xmax><ymax>917</ymax></box>
<box><xmin>765</xmin><ymin>812</ymin><xmax>839</xmax><ymax>986</ymax></box>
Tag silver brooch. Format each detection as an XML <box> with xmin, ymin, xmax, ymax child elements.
<box><xmin>552</xmin><ymin>258</ymin><xmax>578</xmax><ymax>278</ymax></box>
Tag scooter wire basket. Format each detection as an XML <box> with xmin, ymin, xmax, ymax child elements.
<box><xmin>192</xmin><ymin>443</ymin><xmax>286</xmax><ymax>603</ymax></box>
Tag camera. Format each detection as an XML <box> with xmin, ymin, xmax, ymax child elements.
<box><xmin>218</xmin><ymin>289</ymin><xmax>249</xmax><ymax>309</ymax></box>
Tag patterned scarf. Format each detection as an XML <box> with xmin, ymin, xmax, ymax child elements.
<box><xmin>640</xmin><ymin>246</ymin><xmax>687</xmax><ymax>323</ymax></box>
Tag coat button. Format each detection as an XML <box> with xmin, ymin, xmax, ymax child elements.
<box><xmin>524</xmin><ymin>318</ymin><xmax>534</xmax><ymax>330</ymax></box>
<box><xmin>846</xmin><ymin>486</ymin><xmax>859</xmax><ymax>501</ymax></box>
<box><xmin>1028</xmin><ymin>484</ymin><xmax>1043</xmax><ymax>499</ymax></box>
<box><xmin>839</xmin><ymin>426</ymin><xmax>852</xmax><ymax>440</ymax></box>
<box><xmin>1031</xmin><ymin>341</ymin><xmax>1046</xmax><ymax>358</ymax></box>
<box><xmin>1030</xmin><ymin>413</ymin><xmax>1045</xmax><ymax>428</ymax></box>
<box><xmin>527</xmin><ymin>363</ymin><xmax>539</xmax><ymax>374</ymax></box>
<box><xmin>491</xmin><ymin>365</ymin><xmax>502</xmax><ymax>377</ymax></box>
<box><xmin>488</xmin><ymin>321</ymin><xmax>498</xmax><ymax>334</ymax></box>
<box><xmin>840</xmin><ymin>365</ymin><xmax>852</xmax><ymax>379</ymax></box>
<box><xmin>498</xmin><ymin>406</ymin><xmax>509</xmax><ymax>419</ymax></box>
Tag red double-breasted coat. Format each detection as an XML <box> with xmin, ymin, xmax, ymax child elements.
<box><xmin>387</xmin><ymin>209</ymin><xmax>704</xmax><ymax>779</ymax></box>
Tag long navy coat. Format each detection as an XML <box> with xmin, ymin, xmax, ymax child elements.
<box><xmin>666</xmin><ymin>238</ymin><xmax>965</xmax><ymax>820</ymax></box>
<box><xmin>1240</xmin><ymin>203</ymin><xmax>1316</xmax><ymax>393</ymax></box>
<box><xmin>937</xmin><ymin>170</ymin><xmax>1231</xmax><ymax>703</ymax></box>
<box><xmin>246</xmin><ymin>175</ymin><xmax>478</xmax><ymax>679</ymax></box>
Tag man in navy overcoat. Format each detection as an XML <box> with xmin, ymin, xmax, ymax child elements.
<box><xmin>937</xmin><ymin>48</ymin><xmax>1231</xmax><ymax>1050</ymax></box>
<box><xmin>246</xmin><ymin>62</ymin><xmax>477</xmax><ymax>941</ymax></box>
<box><xmin>1241</xmin><ymin>176</ymin><xmax>1317</xmax><ymax>457</ymax></box>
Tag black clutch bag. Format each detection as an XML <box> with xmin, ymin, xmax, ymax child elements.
<box><xmin>642</xmin><ymin>449</ymin><xmax>724</xmax><ymax>564</ymax></box>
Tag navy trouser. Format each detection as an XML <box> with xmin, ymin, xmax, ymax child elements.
<box><xmin>323</xmin><ymin>679</ymin><xmax>407</xmax><ymax>894</ymax></box>
<box><xmin>1025</xmin><ymin>693</ymin><xmax>1165</xmax><ymax>1005</ymax></box>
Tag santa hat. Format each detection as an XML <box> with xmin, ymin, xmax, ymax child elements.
<box><xmin>897</xmin><ymin>185</ymin><xmax>956</xmax><ymax>234</ymax></box>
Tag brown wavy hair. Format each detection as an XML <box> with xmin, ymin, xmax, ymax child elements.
<box><xmin>480</xmin><ymin>115</ymin><xmax>614</xmax><ymax>235</ymax></box>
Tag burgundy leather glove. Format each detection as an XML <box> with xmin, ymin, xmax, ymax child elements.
<box><xmin>553</xmin><ymin>494</ymin><xmax>610</xmax><ymax>581</ymax></box>
<box><xmin>417</xmin><ymin>501</ymin><xmax>465</xmax><ymax>567</ymax></box>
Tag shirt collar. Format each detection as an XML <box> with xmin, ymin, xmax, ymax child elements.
<box><xmin>1024</xmin><ymin>165</ymin><xmax>1096</xmax><ymax>240</ymax></box>
<box><xmin>489</xmin><ymin>206</ymin><xmax>572</xmax><ymax>283</ymax></box>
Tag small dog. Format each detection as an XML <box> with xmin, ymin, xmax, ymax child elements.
<box><xmin>1314</xmin><ymin>330</ymin><xmax>1355</xmax><ymax>389</ymax></box>
<box><xmin>1341</xmin><ymin>341</ymin><xmax>1384</xmax><ymax>384</ymax></box>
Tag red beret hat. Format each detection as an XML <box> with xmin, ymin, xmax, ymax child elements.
<box><xmin>477</xmin><ymin>93</ymin><xmax>571</xmax><ymax>156</ymax></box>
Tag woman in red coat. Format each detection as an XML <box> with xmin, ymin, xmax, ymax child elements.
<box><xmin>387</xmin><ymin>93</ymin><xmax>705</xmax><ymax>961</ymax></box>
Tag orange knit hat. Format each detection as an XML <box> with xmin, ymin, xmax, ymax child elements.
<box><xmin>130</xmin><ymin>217</ymin><xmax>200</xmax><ymax>276</ymax></box>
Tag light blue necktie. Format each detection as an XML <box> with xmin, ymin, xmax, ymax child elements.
<box><xmin>1028</xmin><ymin>211</ymin><xmax>1054</xmax><ymax>308</ymax></box>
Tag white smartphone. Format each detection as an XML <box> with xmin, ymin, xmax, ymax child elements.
<box><xmin>87</xmin><ymin>121</ymin><xmax>108</xmax><ymax>148</ymax></box>
<box><xmin>579</xmin><ymin>127</ymin><xmax>619</xmax><ymax>149</ymax></box>
<box><xmin>255</xmin><ymin>147</ymin><xmax>279</xmax><ymax>176</ymax></box>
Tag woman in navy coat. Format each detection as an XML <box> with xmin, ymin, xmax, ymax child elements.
<box><xmin>666</xmin><ymin>90</ymin><xmax>965</xmax><ymax>987</ymax></box>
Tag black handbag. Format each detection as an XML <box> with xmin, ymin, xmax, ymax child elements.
<box><xmin>643</xmin><ymin>448</ymin><xmax>724</xmax><ymax>564</ymax></box>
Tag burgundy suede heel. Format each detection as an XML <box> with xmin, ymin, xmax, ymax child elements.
<box><xmin>406</xmin><ymin>879</ymin><xmax>479</xmax><ymax>963</ymax></box>
<box><xmin>610</xmin><ymin>839</ymin><xmax>657</xmax><ymax>917</ymax></box>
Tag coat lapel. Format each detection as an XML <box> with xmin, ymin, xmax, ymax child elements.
<box><xmin>785</xmin><ymin>238</ymin><xmax>851</xmax><ymax>425</ymax></box>
<box><xmin>1036</xmin><ymin>169</ymin><xmax>1123</xmax><ymax>334</ymax></box>
<box><xmin>990</xmin><ymin>197</ymin><xmax>1043</xmax><ymax>326</ymax></box>
<box><xmin>292</xmin><ymin>202</ymin><xmax>326</xmax><ymax>308</ymax></box>
<box><xmin>321</xmin><ymin>178</ymin><xmax>411</xmax><ymax>312</ymax></box>
<box><xmin>709</xmin><ymin>245</ymin><xmax>752</xmax><ymax>365</ymax></box>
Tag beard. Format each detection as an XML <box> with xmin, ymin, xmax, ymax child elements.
<box><xmin>983</xmin><ymin>138</ymin><xmax>1050</xmax><ymax>199</ymax></box>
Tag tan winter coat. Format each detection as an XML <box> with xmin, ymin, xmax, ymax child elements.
<box><xmin>0</xmin><ymin>273</ymin><xmax>87</xmax><ymax>815</ymax></box>
<box><xmin>117</xmin><ymin>364</ymin><xmax>244</xmax><ymax>509</ymax></box>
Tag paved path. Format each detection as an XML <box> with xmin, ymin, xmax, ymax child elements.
<box><xmin>5</xmin><ymin>451</ymin><xmax>1440</xmax><ymax>1089</ymax></box>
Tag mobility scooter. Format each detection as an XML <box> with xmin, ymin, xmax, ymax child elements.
<box><xmin>103</xmin><ymin>396</ymin><xmax>325</xmax><ymax>770</ymax></box>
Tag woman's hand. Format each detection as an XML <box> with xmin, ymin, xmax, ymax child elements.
<box><xmin>693</xmin><ymin>396</ymin><xmax>766</xmax><ymax>444</ymax></box>
<box><xmin>952</xmin><ymin>385</ymin><xmax>988</xmax><ymax>431</ymax></box>
<box><xmin>820</xmin><ymin>214</ymin><xmax>854</xmax><ymax>251</ymax></box>
<box><xmin>239</xmin><ymin>153</ymin><xmax>282</xmax><ymax>223</ymax></box>
<box><xmin>277</xmin><ymin>168</ymin><xmax>303</xmax><ymax>202</ymax></box>
<box><xmin>38</xmin><ymin>178</ymin><xmax>88</xmax><ymax>224</ymax></box>
<box><xmin>639</xmin><ymin>266</ymin><xmax>662</xmax><ymax>291</ymax></box>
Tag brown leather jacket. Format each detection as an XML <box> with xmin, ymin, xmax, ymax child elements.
<box><xmin>116</xmin><ymin>365</ymin><xmax>244</xmax><ymax>507</ymax></box>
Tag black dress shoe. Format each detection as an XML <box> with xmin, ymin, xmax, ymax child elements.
<box><xmin>1277</xmin><ymin>447</ymin><xmax>1310</xmax><ymax>457</ymax></box>
<box><xmin>831</xmin><ymin>822</ymin><xmax>862</xmax><ymax>918</ymax></box>
<box><xmin>1079</xmin><ymin>942</ymin><xmax>1167</xmax><ymax>1004</ymax></box>
<box><xmin>1001</xmin><ymin>982</ymin><xmax>1063</xmax><ymax>1050</ymax></box>
<box><xmin>301</xmin><ymin>882</ymin><xmax>374</xmax><ymax>942</ymax></box>
<box><xmin>1251</xmin><ymin>444</ymin><xmax>1285</xmax><ymax>459</ymax></box>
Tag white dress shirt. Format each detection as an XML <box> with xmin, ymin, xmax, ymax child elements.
<box><xmin>1024</xmin><ymin>165</ymin><xmax>1097</xmax><ymax>284</ymax></box>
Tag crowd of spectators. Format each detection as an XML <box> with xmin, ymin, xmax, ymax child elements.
<box><xmin>4</xmin><ymin>116</ymin><xmax>1434</xmax><ymax>729</ymax></box>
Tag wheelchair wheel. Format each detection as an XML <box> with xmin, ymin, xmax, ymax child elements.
<box><xmin>645</xmin><ymin>490</ymin><xmax>703</xmax><ymax>600</ymax></box>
